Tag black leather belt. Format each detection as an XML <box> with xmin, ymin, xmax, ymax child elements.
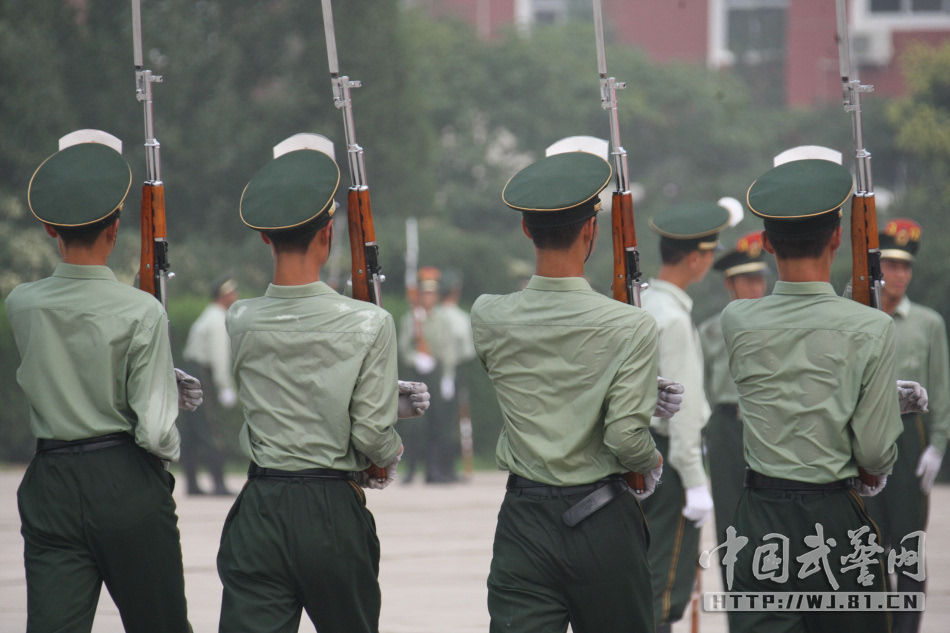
<box><xmin>248</xmin><ymin>462</ymin><xmax>353</xmax><ymax>481</ymax></box>
<box><xmin>36</xmin><ymin>432</ymin><xmax>133</xmax><ymax>455</ymax></box>
<box><xmin>506</xmin><ymin>474</ymin><xmax>629</xmax><ymax>527</ymax></box>
<box><xmin>714</xmin><ymin>403</ymin><xmax>740</xmax><ymax>419</ymax></box>
<box><xmin>744</xmin><ymin>469</ymin><xmax>852</xmax><ymax>492</ymax></box>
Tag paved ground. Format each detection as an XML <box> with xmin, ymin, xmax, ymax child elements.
<box><xmin>0</xmin><ymin>467</ymin><xmax>947</xmax><ymax>632</ymax></box>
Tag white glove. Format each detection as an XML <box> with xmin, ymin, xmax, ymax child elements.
<box><xmin>440</xmin><ymin>376</ymin><xmax>455</xmax><ymax>401</ymax></box>
<box><xmin>682</xmin><ymin>485</ymin><xmax>714</xmax><ymax>527</ymax></box>
<box><xmin>915</xmin><ymin>446</ymin><xmax>943</xmax><ymax>495</ymax></box>
<box><xmin>355</xmin><ymin>446</ymin><xmax>403</xmax><ymax>490</ymax></box>
<box><xmin>413</xmin><ymin>352</ymin><xmax>437</xmax><ymax>375</ymax></box>
<box><xmin>174</xmin><ymin>368</ymin><xmax>203</xmax><ymax>411</ymax></box>
<box><xmin>630</xmin><ymin>460</ymin><xmax>664</xmax><ymax>501</ymax></box>
<box><xmin>398</xmin><ymin>381</ymin><xmax>430</xmax><ymax>419</ymax></box>
<box><xmin>654</xmin><ymin>377</ymin><xmax>685</xmax><ymax>419</ymax></box>
<box><xmin>218</xmin><ymin>386</ymin><xmax>238</xmax><ymax>408</ymax></box>
<box><xmin>855</xmin><ymin>473</ymin><xmax>888</xmax><ymax>497</ymax></box>
<box><xmin>897</xmin><ymin>380</ymin><xmax>929</xmax><ymax>414</ymax></box>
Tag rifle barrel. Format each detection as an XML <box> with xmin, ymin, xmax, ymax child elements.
<box><xmin>836</xmin><ymin>0</ymin><xmax>882</xmax><ymax>312</ymax></box>
<box><xmin>131</xmin><ymin>0</ymin><xmax>144</xmax><ymax>68</ymax></box>
<box><xmin>320</xmin><ymin>0</ymin><xmax>340</xmax><ymax>75</ymax></box>
<box><xmin>592</xmin><ymin>0</ymin><xmax>629</xmax><ymax>194</ymax></box>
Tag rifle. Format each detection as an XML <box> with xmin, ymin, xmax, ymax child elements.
<box><xmin>836</xmin><ymin>0</ymin><xmax>882</xmax><ymax>311</ymax></box>
<box><xmin>836</xmin><ymin>0</ymin><xmax>883</xmax><ymax>489</ymax></box>
<box><xmin>321</xmin><ymin>0</ymin><xmax>383</xmax><ymax>307</ymax></box>
<box><xmin>131</xmin><ymin>0</ymin><xmax>171</xmax><ymax>309</ymax></box>
<box><xmin>459</xmin><ymin>384</ymin><xmax>475</xmax><ymax>479</ymax></box>
<box><xmin>321</xmin><ymin>0</ymin><xmax>388</xmax><ymax>481</ymax></box>
<box><xmin>405</xmin><ymin>217</ymin><xmax>430</xmax><ymax>356</ymax></box>
<box><xmin>593</xmin><ymin>0</ymin><xmax>646</xmax><ymax>493</ymax></box>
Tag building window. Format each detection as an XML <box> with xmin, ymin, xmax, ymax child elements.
<box><xmin>532</xmin><ymin>0</ymin><xmax>567</xmax><ymax>25</ymax></box>
<box><xmin>726</xmin><ymin>3</ymin><xmax>787</xmax><ymax>106</ymax></box>
<box><xmin>870</xmin><ymin>0</ymin><xmax>950</xmax><ymax>12</ymax></box>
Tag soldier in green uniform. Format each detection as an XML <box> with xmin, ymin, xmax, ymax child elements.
<box><xmin>640</xmin><ymin>201</ymin><xmax>729</xmax><ymax>632</ymax></box>
<box><xmin>215</xmin><ymin>136</ymin><xmax>429</xmax><ymax>633</ymax></box>
<box><xmin>722</xmin><ymin>158</ymin><xmax>903</xmax><ymax>633</ymax></box>
<box><xmin>864</xmin><ymin>217</ymin><xmax>949</xmax><ymax>633</ymax></box>
<box><xmin>398</xmin><ymin>266</ymin><xmax>461</xmax><ymax>483</ymax></box>
<box><xmin>6</xmin><ymin>131</ymin><xmax>200</xmax><ymax>633</ymax></box>
<box><xmin>473</xmin><ymin>151</ymin><xmax>666</xmax><ymax>632</ymax></box>
<box><xmin>698</xmin><ymin>232</ymin><xmax>769</xmax><ymax>567</ymax></box>
<box><xmin>179</xmin><ymin>274</ymin><xmax>239</xmax><ymax>495</ymax></box>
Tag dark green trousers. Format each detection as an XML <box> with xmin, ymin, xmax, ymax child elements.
<box><xmin>706</xmin><ymin>405</ymin><xmax>746</xmax><ymax>632</ymax></box>
<box><xmin>178</xmin><ymin>361</ymin><xmax>229</xmax><ymax>494</ymax></box>
<box><xmin>640</xmin><ymin>432</ymin><xmax>701</xmax><ymax>626</ymax></box>
<box><xmin>17</xmin><ymin>441</ymin><xmax>189</xmax><ymax>633</ymax></box>
<box><xmin>487</xmin><ymin>481</ymin><xmax>653</xmax><ymax>633</ymax></box>
<box><xmin>730</xmin><ymin>487</ymin><xmax>890</xmax><ymax>633</ymax></box>
<box><xmin>707</xmin><ymin>405</ymin><xmax>746</xmax><ymax>550</ymax></box>
<box><xmin>217</xmin><ymin>477</ymin><xmax>381</xmax><ymax>633</ymax></box>
<box><xmin>864</xmin><ymin>413</ymin><xmax>928</xmax><ymax>633</ymax></box>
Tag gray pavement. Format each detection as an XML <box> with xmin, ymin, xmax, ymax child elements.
<box><xmin>0</xmin><ymin>467</ymin><xmax>948</xmax><ymax>632</ymax></box>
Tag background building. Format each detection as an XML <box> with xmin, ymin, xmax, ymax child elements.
<box><xmin>409</xmin><ymin>0</ymin><xmax>950</xmax><ymax>105</ymax></box>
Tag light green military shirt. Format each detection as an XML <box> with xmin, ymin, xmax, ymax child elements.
<box><xmin>699</xmin><ymin>312</ymin><xmax>738</xmax><ymax>407</ymax></box>
<box><xmin>640</xmin><ymin>279</ymin><xmax>711</xmax><ymax>489</ymax></box>
<box><xmin>434</xmin><ymin>301</ymin><xmax>476</xmax><ymax>381</ymax></box>
<box><xmin>471</xmin><ymin>276</ymin><xmax>660</xmax><ymax>486</ymax></box>
<box><xmin>227</xmin><ymin>281</ymin><xmax>401</xmax><ymax>471</ymax></box>
<box><xmin>182</xmin><ymin>302</ymin><xmax>235</xmax><ymax>394</ymax></box>
<box><xmin>721</xmin><ymin>281</ymin><xmax>902</xmax><ymax>483</ymax></box>
<box><xmin>5</xmin><ymin>264</ymin><xmax>180</xmax><ymax>460</ymax></box>
<box><xmin>892</xmin><ymin>296</ymin><xmax>950</xmax><ymax>453</ymax></box>
<box><xmin>398</xmin><ymin>303</ymin><xmax>472</xmax><ymax>380</ymax></box>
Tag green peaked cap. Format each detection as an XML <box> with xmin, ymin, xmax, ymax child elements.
<box><xmin>649</xmin><ymin>201</ymin><xmax>730</xmax><ymax>250</ymax></box>
<box><xmin>747</xmin><ymin>159</ymin><xmax>853</xmax><ymax>237</ymax></box>
<box><xmin>28</xmin><ymin>143</ymin><xmax>132</xmax><ymax>227</ymax></box>
<box><xmin>240</xmin><ymin>149</ymin><xmax>340</xmax><ymax>231</ymax></box>
<box><xmin>503</xmin><ymin>152</ymin><xmax>612</xmax><ymax>229</ymax></box>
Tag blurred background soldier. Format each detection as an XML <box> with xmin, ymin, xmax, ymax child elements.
<box><xmin>698</xmin><ymin>230</ymin><xmax>770</xmax><ymax>617</ymax></box>
<box><xmin>179</xmin><ymin>275</ymin><xmax>239</xmax><ymax>495</ymax></box>
<box><xmin>640</xmin><ymin>201</ymin><xmax>729</xmax><ymax>633</ymax></box>
<box><xmin>437</xmin><ymin>269</ymin><xmax>477</xmax><ymax>478</ymax></box>
<box><xmin>864</xmin><ymin>218</ymin><xmax>949</xmax><ymax>633</ymax></box>
<box><xmin>399</xmin><ymin>266</ymin><xmax>465</xmax><ymax>483</ymax></box>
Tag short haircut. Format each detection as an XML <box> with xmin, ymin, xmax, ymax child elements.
<box><xmin>659</xmin><ymin>237</ymin><xmax>694</xmax><ymax>265</ymax></box>
<box><xmin>766</xmin><ymin>221</ymin><xmax>839</xmax><ymax>260</ymax></box>
<box><xmin>264</xmin><ymin>217</ymin><xmax>327</xmax><ymax>254</ymax></box>
<box><xmin>525</xmin><ymin>217</ymin><xmax>591</xmax><ymax>250</ymax></box>
<box><xmin>50</xmin><ymin>210</ymin><xmax>121</xmax><ymax>248</ymax></box>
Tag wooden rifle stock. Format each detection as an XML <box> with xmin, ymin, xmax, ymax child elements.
<box><xmin>611</xmin><ymin>190</ymin><xmax>638</xmax><ymax>304</ymax></box>
<box><xmin>611</xmin><ymin>191</ymin><xmax>646</xmax><ymax>493</ymax></box>
<box><xmin>347</xmin><ymin>189</ymin><xmax>388</xmax><ymax>482</ymax></box>
<box><xmin>847</xmin><ymin>191</ymin><xmax>878</xmax><ymax>496</ymax></box>
<box><xmin>406</xmin><ymin>287</ymin><xmax>431</xmax><ymax>356</ymax></box>
<box><xmin>849</xmin><ymin>194</ymin><xmax>880</xmax><ymax>308</ymax></box>
<box><xmin>139</xmin><ymin>183</ymin><xmax>167</xmax><ymax>300</ymax></box>
<box><xmin>850</xmin><ymin>195</ymin><xmax>881</xmax><ymax>490</ymax></box>
<box><xmin>347</xmin><ymin>188</ymin><xmax>380</xmax><ymax>305</ymax></box>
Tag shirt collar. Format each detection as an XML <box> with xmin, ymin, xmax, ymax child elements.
<box><xmin>647</xmin><ymin>278</ymin><xmax>693</xmax><ymax>313</ymax></box>
<box><xmin>52</xmin><ymin>263</ymin><xmax>117</xmax><ymax>281</ymax></box>
<box><xmin>524</xmin><ymin>275</ymin><xmax>593</xmax><ymax>292</ymax></box>
<box><xmin>894</xmin><ymin>296</ymin><xmax>912</xmax><ymax>319</ymax></box>
<box><xmin>264</xmin><ymin>281</ymin><xmax>336</xmax><ymax>299</ymax></box>
<box><xmin>771</xmin><ymin>280</ymin><xmax>837</xmax><ymax>296</ymax></box>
